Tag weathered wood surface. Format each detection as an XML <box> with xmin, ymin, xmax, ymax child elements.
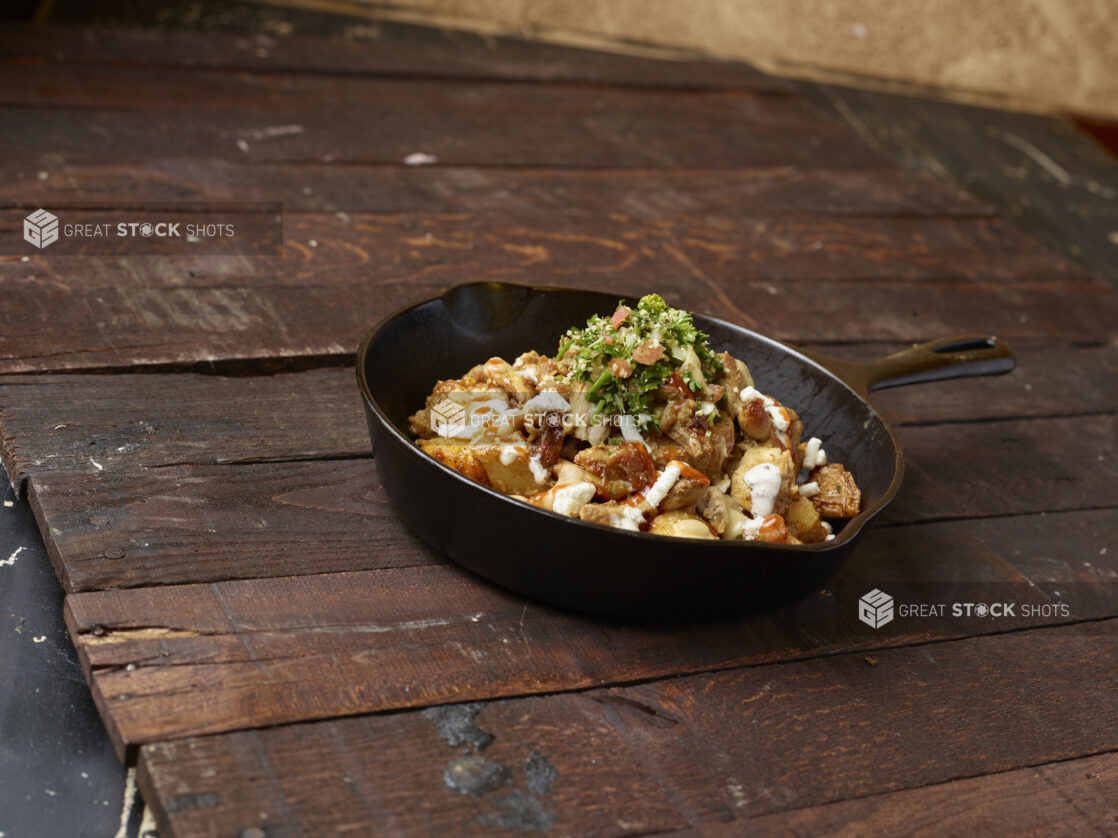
<box><xmin>0</xmin><ymin>95</ymin><xmax>889</xmax><ymax>170</ymax></box>
<box><xmin>0</xmin><ymin>369</ymin><xmax>367</xmax><ymax>490</ymax></box>
<box><xmin>1</xmin><ymin>164</ymin><xmax>992</xmax><ymax>217</ymax></box>
<box><xmin>134</xmin><ymin>622</ymin><xmax>1118</xmax><ymax>836</ymax></box>
<box><xmin>3</xmin><ymin>212</ymin><xmax>1084</xmax><ymax>285</ymax></box>
<box><xmin>810</xmin><ymin>83</ymin><xmax>1118</xmax><ymax>287</ymax></box>
<box><xmin>0</xmin><ymin>23</ymin><xmax>797</xmax><ymax>93</ymax></box>
<box><xmin>65</xmin><ymin>508</ymin><xmax>1117</xmax><ymax>751</ymax></box>
<box><xmin>677</xmin><ymin>751</ymin><xmax>1118</xmax><ymax>836</ymax></box>
<box><xmin>3</xmin><ymin>18</ymin><xmax>1116</xmax><ymax>836</ymax></box>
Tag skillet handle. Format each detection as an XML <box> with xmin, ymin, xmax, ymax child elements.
<box><xmin>809</xmin><ymin>336</ymin><xmax>1015</xmax><ymax>395</ymax></box>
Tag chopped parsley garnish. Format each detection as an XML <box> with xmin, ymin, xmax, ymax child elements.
<box><xmin>557</xmin><ymin>294</ymin><xmax>725</xmax><ymax>430</ymax></box>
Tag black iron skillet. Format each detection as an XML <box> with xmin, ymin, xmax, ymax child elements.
<box><xmin>356</xmin><ymin>282</ymin><xmax>1014</xmax><ymax>621</ymax></box>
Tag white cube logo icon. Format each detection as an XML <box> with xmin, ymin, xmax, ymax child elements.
<box><xmin>431</xmin><ymin>398</ymin><xmax>467</xmax><ymax>438</ymax></box>
<box><xmin>858</xmin><ymin>589</ymin><xmax>894</xmax><ymax>628</ymax></box>
<box><xmin>24</xmin><ymin>208</ymin><xmax>59</xmax><ymax>249</ymax></box>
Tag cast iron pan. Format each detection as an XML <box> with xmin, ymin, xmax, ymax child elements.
<box><xmin>357</xmin><ymin>282</ymin><xmax>1014</xmax><ymax>621</ymax></box>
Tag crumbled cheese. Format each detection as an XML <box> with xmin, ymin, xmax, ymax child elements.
<box><xmin>609</xmin><ymin>506</ymin><xmax>646</xmax><ymax>532</ymax></box>
<box><xmin>618</xmin><ymin>415</ymin><xmax>649</xmax><ymax>450</ymax></box>
<box><xmin>500</xmin><ymin>444</ymin><xmax>522</xmax><ymax>466</ymax></box>
<box><xmin>737</xmin><ymin>516</ymin><xmax>764</xmax><ymax>541</ymax></box>
<box><xmin>825</xmin><ymin>533</ymin><xmax>836</xmax><ymax>542</ymax></box>
<box><xmin>798</xmin><ymin>481</ymin><xmax>820</xmax><ymax>498</ymax></box>
<box><xmin>817</xmin><ymin>448</ymin><xmax>827</xmax><ymax>466</ymax></box>
<box><xmin>699</xmin><ymin>400</ymin><xmax>716</xmax><ymax>417</ymax></box>
<box><xmin>742</xmin><ymin>462</ymin><xmax>782</xmax><ymax>517</ymax></box>
<box><xmin>523</xmin><ymin>390</ymin><xmax>570</xmax><ymax>414</ymax></box>
<box><xmin>644</xmin><ymin>464</ymin><xmax>681</xmax><ymax>510</ymax></box>
<box><xmin>740</xmin><ymin>386</ymin><xmax>763</xmax><ymax>403</ymax></box>
<box><xmin>527</xmin><ymin>454</ymin><xmax>550</xmax><ymax>484</ymax></box>
<box><xmin>803</xmin><ymin>437</ymin><xmax>824</xmax><ymax>470</ymax></box>
<box><xmin>552</xmin><ymin>482</ymin><xmax>596</xmax><ymax>516</ymax></box>
<box><xmin>588</xmin><ymin>423</ymin><xmax>609</xmax><ymax>445</ymax></box>
<box><xmin>714</xmin><ymin>473</ymin><xmax>731</xmax><ymax>492</ymax></box>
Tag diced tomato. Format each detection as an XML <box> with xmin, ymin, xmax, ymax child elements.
<box><xmin>632</xmin><ymin>340</ymin><xmax>665</xmax><ymax>365</ymax></box>
<box><xmin>759</xmin><ymin>514</ymin><xmax>788</xmax><ymax>543</ymax></box>
<box><xmin>611</xmin><ymin>306</ymin><xmax>631</xmax><ymax>328</ymax></box>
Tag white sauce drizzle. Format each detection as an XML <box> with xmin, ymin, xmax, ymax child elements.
<box><xmin>742</xmin><ymin>462</ymin><xmax>782</xmax><ymax>517</ymax></box>
<box><xmin>552</xmin><ymin>482</ymin><xmax>596</xmax><ymax>516</ymax></box>
<box><xmin>644</xmin><ymin>464</ymin><xmax>682</xmax><ymax>510</ymax></box>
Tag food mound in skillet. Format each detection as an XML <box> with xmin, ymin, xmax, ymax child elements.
<box><xmin>409</xmin><ymin>294</ymin><xmax>861</xmax><ymax>543</ymax></box>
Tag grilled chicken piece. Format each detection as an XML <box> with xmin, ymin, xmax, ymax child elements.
<box><xmin>480</xmin><ymin>358</ymin><xmax>535</xmax><ymax>404</ymax></box>
<box><xmin>648</xmin><ymin>510</ymin><xmax>717</xmax><ymax>540</ymax></box>
<box><xmin>578</xmin><ymin>500</ymin><xmax>647</xmax><ymax>532</ymax></box>
<box><xmin>696</xmin><ymin>486</ymin><xmax>750</xmax><ymax>538</ymax></box>
<box><xmin>657</xmin><ymin>460</ymin><xmax>712</xmax><ymax>512</ymax></box>
<box><xmin>650</xmin><ymin>408</ymin><xmax>735</xmax><ymax>480</ymax></box>
<box><xmin>714</xmin><ymin>352</ymin><xmax>753</xmax><ymax>418</ymax></box>
<box><xmin>513</xmin><ymin>351</ymin><xmax>565</xmax><ymax>394</ymax></box>
<box><xmin>807</xmin><ymin>463</ymin><xmax>862</xmax><ymax>518</ymax></box>
<box><xmin>574</xmin><ymin>442</ymin><xmax>657</xmax><ymax>501</ymax></box>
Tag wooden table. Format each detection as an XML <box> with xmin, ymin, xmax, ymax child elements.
<box><xmin>2</xmin><ymin>22</ymin><xmax>1116</xmax><ymax>837</ymax></box>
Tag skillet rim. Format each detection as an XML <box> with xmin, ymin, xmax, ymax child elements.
<box><xmin>355</xmin><ymin>280</ymin><xmax>904</xmax><ymax>552</ymax></box>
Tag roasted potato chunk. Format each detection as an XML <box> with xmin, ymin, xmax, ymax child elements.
<box><xmin>730</xmin><ymin>447</ymin><xmax>795</xmax><ymax>517</ymax></box>
<box><xmin>471</xmin><ymin>443</ymin><xmax>555</xmax><ymax>495</ymax></box>
<box><xmin>417</xmin><ymin>439</ymin><xmax>490</xmax><ymax>486</ymax></box>
<box><xmin>785</xmin><ymin>495</ymin><xmax>830</xmax><ymax>543</ymax></box>
<box><xmin>808</xmin><ymin>463</ymin><xmax>862</xmax><ymax>519</ymax></box>
<box><xmin>649</xmin><ymin>510</ymin><xmax>717</xmax><ymax>540</ymax></box>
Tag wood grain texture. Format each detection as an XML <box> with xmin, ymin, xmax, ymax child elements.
<box><xmin>0</xmin><ymin>88</ymin><xmax>889</xmax><ymax>169</ymax></box>
<box><xmin>0</xmin><ymin>23</ymin><xmax>797</xmax><ymax>92</ymax></box>
<box><xmin>4</xmin><ymin>212</ymin><xmax>1083</xmax><ymax>286</ymax></box>
<box><xmin>135</xmin><ymin>622</ymin><xmax>1118</xmax><ymax>836</ymax></box>
<box><xmin>810</xmin><ymin>83</ymin><xmax>1118</xmax><ymax>287</ymax></box>
<box><xmin>32</xmin><ymin>459</ymin><xmax>437</xmax><ymax>593</ymax></box>
<box><xmin>0</xmin><ymin>276</ymin><xmax>1108</xmax><ymax>374</ymax></box>
<box><xmin>673</xmin><ymin>751</ymin><xmax>1118</xmax><ymax>837</ymax></box>
<box><xmin>0</xmin><ymin>369</ymin><xmax>367</xmax><ymax>491</ymax></box>
<box><xmin>65</xmin><ymin>508</ymin><xmax>1117</xmax><ymax>751</ymax></box>
<box><xmin>0</xmin><ymin>163</ymin><xmax>994</xmax><ymax>217</ymax></box>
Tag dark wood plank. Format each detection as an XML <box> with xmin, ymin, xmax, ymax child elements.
<box><xmin>135</xmin><ymin>622</ymin><xmax>1118</xmax><ymax>836</ymax></box>
<box><xmin>0</xmin><ymin>163</ymin><xmax>994</xmax><ymax>217</ymax></box>
<box><xmin>65</xmin><ymin>509</ymin><xmax>1117</xmax><ymax>750</ymax></box>
<box><xmin>0</xmin><ymin>23</ymin><xmax>796</xmax><ymax>93</ymax></box>
<box><xmin>0</xmin><ymin>368</ymin><xmax>367</xmax><ymax>491</ymax></box>
<box><xmin>0</xmin><ymin>275</ymin><xmax>1108</xmax><ymax>374</ymax></box>
<box><xmin>3</xmin><ymin>212</ymin><xmax>1078</xmax><ymax>284</ymax></box>
<box><xmin>31</xmin><ymin>459</ymin><xmax>437</xmax><ymax>594</ymax></box>
<box><xmin>810</xmin><ymin>83</ymin><xmax>1118</xmax><ymax>286</ymax></box>
<box><xmin>0</xmin><ymin>86</ymin><xmax>889</xmax><ymax>169</ymax></box>
<box><xmin>880</xmin><ymin>414</ymin><xmax>1118</xmax><ymax>525</ymax></box>
<box><xmin>815</xmin><ymin>339</ymin><xmax>1118</xmax><ymax>426</ymax></box>
<box><xmin>675</xmin><ymin>751</ymin><xmax>1118</xmax><ymax>837</ymax></box>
